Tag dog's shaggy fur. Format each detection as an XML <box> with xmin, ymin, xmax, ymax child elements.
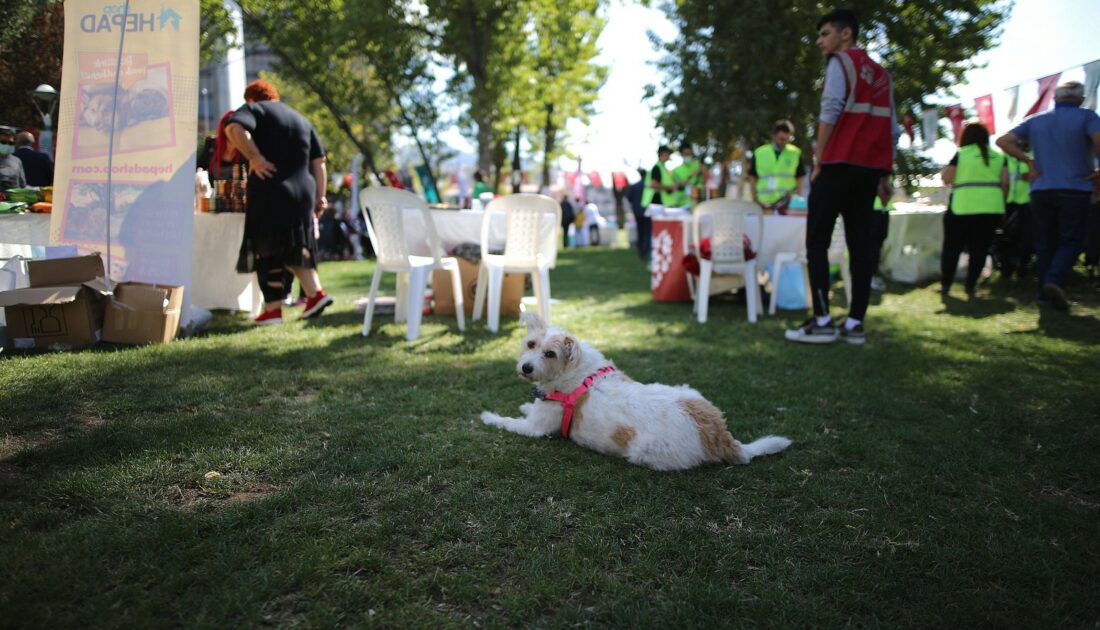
<box><xmin>480</xmin><ymin>313</ymin><xmax>792</xmax><ymax>471</ymax></box>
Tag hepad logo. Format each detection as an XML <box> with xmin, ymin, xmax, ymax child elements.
<box><xmin>80</xmin><ymin>4</ymin><xmax>181</xmax><ymax>33</ymax></box>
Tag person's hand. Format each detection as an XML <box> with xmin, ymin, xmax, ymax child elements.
<box><xmin>1027</xmin><ymin>163</ymin><xmax>1042</xmax><ymax>182</ymax></box>
<box><xmin>314</xmin><ymin>195</ymin><xmax>328</xmax><ymax>216</ymax></box>
<box><xmin>249</xmin><ymin>156</ymin><xmax>276</xmax><ymax>180</ymax></box>
<box><xmin>1087</xmin><ymin>168</ymin><xmax>1100</xmax><ymax>194</ymax></box>
<box><xmin>811</xmin><ymin>164</ymin><xmax>822</xmax><ymax>183</ymax></box>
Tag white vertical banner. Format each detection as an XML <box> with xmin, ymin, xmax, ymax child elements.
<box><xmin>1004</xmin><ymin>85</ymin><xmax>1019</xmax><ymax>124</ymax></box>
<box><xmin>52</xmin><ymin>0</ymin><xmax>199</xmax><ymax>324</ymax></box>
<box><xmin>920</xmin><ymin>108</ymin><xmax>939</xmax><ymax>149</ymax></box>
<box><xmin>1083</xmin><ymin>60</ymin><xmax>1100</xmax><ymax>111</ymax></box>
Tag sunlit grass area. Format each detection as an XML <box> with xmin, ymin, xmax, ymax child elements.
<box><xmin>2</xmin><ymin>245</ymin><xmax>1098</xmax><ymax>626</ymax></box>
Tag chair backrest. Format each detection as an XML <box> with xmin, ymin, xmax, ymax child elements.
<box><xmin>359</xmin><ymin>187</ymin><xmax>443</xmax><ymax>267</ymax></box>
<box><xmin>481</xmin><ymin>193</ymin><xmax>561</xmax><ymax>266</ymax></box>
<box><xmin>693</xmin><ymin>198</ymin><xmax>761</xmax><ymax>265</ymax></box>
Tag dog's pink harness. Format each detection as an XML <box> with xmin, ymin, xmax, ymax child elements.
<box><xmin>544</xmin><ymin>366</ymin><xmax>616</xmax><ymax>439</ymax></box>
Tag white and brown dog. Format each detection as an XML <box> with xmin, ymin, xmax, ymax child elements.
<box><xmin>480</xmin><ymin>313</ymin><xmax>792</xmax><ymax>471</ymax></box>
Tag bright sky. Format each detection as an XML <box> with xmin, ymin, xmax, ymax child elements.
<box><xmin>443</xmin><ymin>0</ymin><xmax>1100</xmax><ymax>177</ymax></box>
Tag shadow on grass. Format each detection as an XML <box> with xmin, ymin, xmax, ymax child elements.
<box><xmin>937</xmin><ymin>294</ymin><xmax>1016</xmax><ymax>318</ymax></box>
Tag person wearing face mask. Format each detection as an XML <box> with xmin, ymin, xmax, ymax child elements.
<box><xmin>670</xmin><ymin>143</ymin><xmax>703</xmax><ymax>209</ymax></box>
<box><xmin>13</xmin><ymin>131</ymin><xmax>54</xmax><ymax>187</ymax></box>
<box><xmin>749</xmin><ymin>120</ymin><xmax>806</xmax><ymax>212</ymax></box>
<box><xmin>0</xmin><ymin>127</ymin><xmax>28</xmax><ymax>191</ymax></box>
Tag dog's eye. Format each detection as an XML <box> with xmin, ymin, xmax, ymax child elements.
<box><xmin>527</xmin><ymin>340</ymin><xmax>536</xmax><ymax>349</ymax></box>
<box><xmin>543</xmin><ymin>350</ymin><xmax>556</xmax><ymax>359</ymax></box>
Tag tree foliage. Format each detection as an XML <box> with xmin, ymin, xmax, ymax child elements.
<box><xmin>650</xmin><ymin>0</ymin><xmax>1009</xmax><ymax>167</ymax></box>
<box><xmin>0</xmin><ymin>2</ymin><xmax>63</xmax><ymax>132</ymax></box>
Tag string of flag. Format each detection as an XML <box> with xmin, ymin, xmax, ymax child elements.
<box><xmin>905</xmin><ymin>57</ymin><xmax>1100</xmax><ymax>147</ymax></box>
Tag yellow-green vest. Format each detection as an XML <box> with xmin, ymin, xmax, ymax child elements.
<box><xmin>873</xmin><ymin>196</ymin><xmax>895</xmax><ymax>212</ymax></box>
<box><xmin>1006</xmin><ymin>155</ymin><xmax>1030</xmax><ymax>205</ymax></box>
<box><xmin>951</xmin><ymin>145</ymin><xmax>1006</xmax><ymax>216</ymax></box>
<box><xmin>668</xmin><ymin>160</ymin><xmax>702</xmax><ymax>208</ymax></box>
<box><xmin>753</xmin><ymin>143</ymin><xmax>801</xmax><ymax>204</ymax></box>
<box><xmin>641</xmin><ymin>161</ymin><xmax>674</xmax><ymax>208</ymax></box>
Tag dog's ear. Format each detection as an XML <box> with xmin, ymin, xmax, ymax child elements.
<box><xmin>521</xmin><ymin>311</ymin><xmax>545</xmax><ymax>334</ymax></box>
<box><xmin>562</xmin><ymin>336</ymin><xmax>580</xmax><ymax>363</ymax></box>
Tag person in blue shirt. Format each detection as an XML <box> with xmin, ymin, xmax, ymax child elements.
<box><xmin>997</xmin><ymin>81</ymin><xmax>1100</xmax><ymax>310</ymax></box>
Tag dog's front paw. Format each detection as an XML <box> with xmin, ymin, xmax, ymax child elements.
<box><xmin>480</xmin><ymin>410</ymin><xmax>505</xmax><ymax>426</ymax></box>
<box><xmin>519</xmin><ymin>401</ymin><xmax>535</xmax><ymax>415</ymax></box>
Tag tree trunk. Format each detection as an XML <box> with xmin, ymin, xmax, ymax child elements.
<box><xmin>541</xmin><ymin>104</ymin><xmax>555</xmax><ymax>189</ymax></box>
<box><xmin>512</xmin><ymin>127</ymin><xmax>522</xmax><ymax>194</ymax></box>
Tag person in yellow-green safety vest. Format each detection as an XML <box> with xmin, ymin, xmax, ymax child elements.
<box><xmin>636</xmin><ymin>145</ymin><xmax>681</xmax><ymax>264</ymax></box>
<box><xmin>996</xmin><ymin>152</ymin><xmax>1033</xmax><ymax>283</ymax></box>
<box><xmin>748</xmin><ymin>120</ymin><xmax>806</xmax><ymax>210</ymax></box>
<box><xmin>669</xmin><ymin>143</ymin><xmax>704</xmax><ymax>208</ymax></box>
<box><xmin>939</xmin><ymin>122</ymin><xmax>1008</xmax><ymax>300</ymax></box>
<box><xmin>869</xmin><ymin>177</ymin><xmax>895</xmax><ymax>290</ymax></box>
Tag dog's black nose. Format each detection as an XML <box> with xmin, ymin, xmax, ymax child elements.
<box><xmin>521</xmin><ymin>363</ymin><xmax>534</xmax><ymax>374</ymax></box>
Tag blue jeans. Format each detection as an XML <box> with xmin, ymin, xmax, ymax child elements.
<box><xmin>1029</xmin><ymin>190</ymin><xmax>1092</xmax><ymax>289</ymax></box>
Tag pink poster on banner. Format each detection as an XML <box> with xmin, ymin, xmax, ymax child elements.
<box><xmin>1025</xmin><ymin>73</ymin><xmax>1061</xmax><ymax>117</ymax></box>
<box><xmin>945</xmin><ymin>104</ymin><xmax>965</xmax><ymax>142</ymax></box>
<box><xmin>974</xmin><ymin>95</ymin><xmax>995</xmax><ymax>133</ymax></box>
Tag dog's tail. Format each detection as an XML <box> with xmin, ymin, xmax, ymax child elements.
<box><xmin>739</xmin><ymin>435</ymin><xmax>792</xmax><ymax>462</ymax></box>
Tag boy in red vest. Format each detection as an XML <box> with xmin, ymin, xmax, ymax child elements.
<box><xmin>786</xmin><ymin>9</ymin><xmax>897</xmax><ymax>346</ymax></box>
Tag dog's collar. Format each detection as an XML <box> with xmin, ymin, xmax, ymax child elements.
<box><xmin>543</xmin><ymin>366</ymin><xmax>616</xmax><ymax>439</ymax></box>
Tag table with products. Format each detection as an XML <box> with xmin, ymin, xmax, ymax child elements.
<box><xmin>0</xmin><ymin>212</ymin><xmax>261</xmax><ymax>314</ymax></box>
<box><xmin>651</xmin><ymin>212</ymin><xmax>810</xmax><ymax>302</ymax></box>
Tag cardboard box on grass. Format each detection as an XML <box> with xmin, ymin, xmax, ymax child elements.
<box><xmin>433</xmin><ymin>258</ymin><xmax>523</xmax><ymax>317</ymax></box>
<box><xmin>0</xmin><ymin>254</ymin><xmax>111</xmax><ymax>350</ymax></box>
<box><xmin>103</xmin><ymin>282</ymin><xmax>184</xmax><ymax>344</ymax></box>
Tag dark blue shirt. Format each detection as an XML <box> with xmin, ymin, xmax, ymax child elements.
<box><xmin>1009</xmin><ymin>102</ymin><xmax>1100</xmax><ymax>192</ymax></box>
<box><xmin>14</xmin><ymin>147</ymin><xmax>54</xmax><ymax>187</ymax></box>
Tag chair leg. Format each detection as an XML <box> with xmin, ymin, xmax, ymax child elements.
<box><xmin>745</xmin><ymin>261</ymin><xmax>758</xmax><ymax>323</ymax></box>
<box><xmin>398</xmin><ymin>271</ymin><xmax>411</xmax><ymax>321</ymax></box>
<box><xmin>362</xmin><ymin>267</ymin><xmax>383</xmax><ymax>336</ymax></box>
<box><xmin>696</xmin><ymin>261</ymin><xmax>712</xmax><ymax>323</ymax></box>
<box><xmin>487</xmin><ymin>265</ymin><xmax>504</xmax><ymax>333</ymax></box>
<box><xmin>449</xmin><ymin>266</ymin><xmax>466</xmax><ymax>332</ymax></box>
<box><xmin>533</xmin><ymin>267</ymin><xmax>551</xmax><ymax>323</ymax></box>
<box><xmin>770</xmin><ymin>254</ymin><xmax>790</xmax><ymax>316</ymax></box>
<box><xmin>472</xmin><ymin>264</ymin><xmax>488</xmax><ymax>321</ymax></box>
<box><xmin>405</xmin><ymin>267</ymin><xmax>428</xmax><ymax>341</ymax></box>
<box><xmin>842</xmin><ymin>264</ymin><xmax>853</xmax><ymax>308</ymax></box>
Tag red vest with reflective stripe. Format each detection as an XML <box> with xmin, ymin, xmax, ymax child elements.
<box><xmin>821</xmin><ymin>49</ymin><xmax>894</xmax><ymax>171</ymax></box>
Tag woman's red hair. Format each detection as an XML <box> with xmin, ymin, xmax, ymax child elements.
<box><xmin>243</xmin><ymin>80</ymin><xmax>279</xmax><ymax>102</ymax></box>
<box><xmin>211</xmin><ymin>110</ymin><xmax>237</xmax><ymax>177</ymax></box>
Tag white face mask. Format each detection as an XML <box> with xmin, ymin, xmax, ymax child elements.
<box><xmin>0</xmin><ymin>144</ymin><xmax>13</xmax><ymax>156</ymax></box>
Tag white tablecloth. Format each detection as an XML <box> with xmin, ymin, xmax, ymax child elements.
<box><xmin>0</xmin><ymin>212</ymin><xmax>260</xmax><ymax>314</ymax></box>
<box><xmin>0</xmin><ymin>214</ymin><xmax>49</xmax><ymax>259</ymax></box>
<box><xmin>880</xmin><ymin>203</ymin><xmax>946</xmax><ymax>283</ymax></box>
<box><xmin>190</xmin><ymin>213</ymin><xmax>261</xmax><ymax>314</ymax></box>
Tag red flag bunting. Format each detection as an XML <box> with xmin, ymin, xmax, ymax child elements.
<box><xmin>974</xmin><ymin>95</ymin><xmax>995</xmax><ymax>133</ymax></box>
<box><xmin>945</xmin><ymin>104</ymin><xmax>965</xmax><ymax>143</ymax></box>
<box><xmin>1025</xmin><ymin>73</ymin><xmax>1061</xmax><ymax>117</ymax></box>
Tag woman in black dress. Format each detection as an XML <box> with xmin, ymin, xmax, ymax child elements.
<box><xmin>225</xmin><ymin>80</ymin><xmax>333</xmax><ymax>324</ymax></box>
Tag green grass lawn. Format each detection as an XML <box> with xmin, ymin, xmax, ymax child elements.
<box><xmin>2</xmin><ymin>246</ymin><xmax>1098</xmax><ymax>627</ymax></box>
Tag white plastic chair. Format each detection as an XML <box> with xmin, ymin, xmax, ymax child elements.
<box><xmin>692</xmin><ymin>198</ymin><xmax>764</xmax><ymax>324</ymax></box>
<box><xmin>769</xmin><ymin>219</ymin><xmax>851</xmax><ymax>315</ymax></box>
<box><xmin>359</xmin><ymin>187</ymin><xmax>465</xmax><ymax>340</ymax></box>
<box><xmin>472</xmin><ymin>193</ymin><xmax>561</xmax><ymax>332</ymax></box>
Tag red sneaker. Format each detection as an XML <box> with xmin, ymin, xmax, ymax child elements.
<box><xmin>254</xmin><ymin>308</ymin><xmax>283</xmax><ymax>325</ymax></box>
<box><xmin>302</xmin><ymin>290</ymin><xmax>333</xmax><ymax>318</ymax></box>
